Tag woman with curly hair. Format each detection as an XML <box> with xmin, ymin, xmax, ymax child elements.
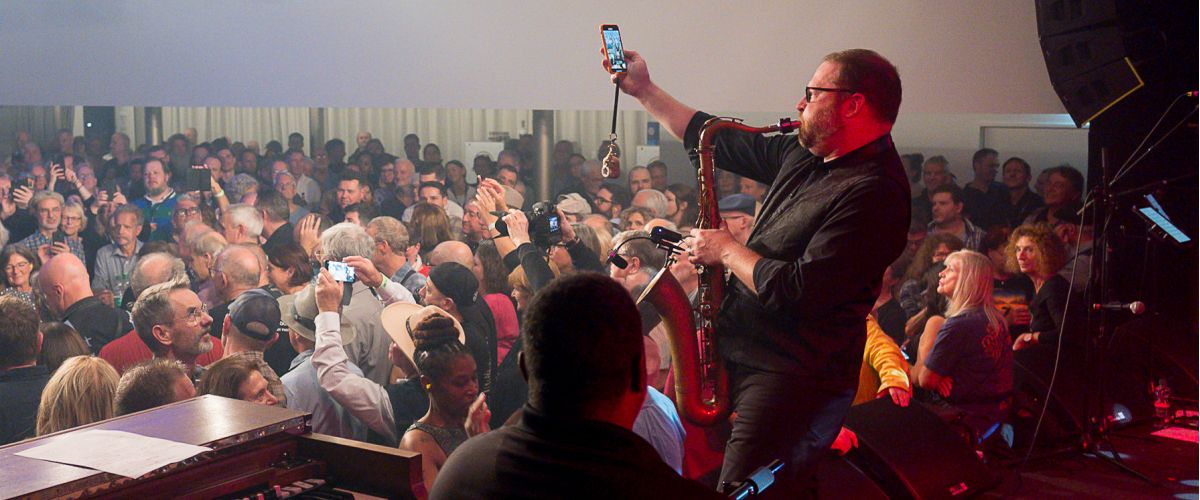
<box><xmin>1008</xmin><ymin>223</ymin><xmax>1077</xmax><ymax>352</ymax></box>
<box><xmin>399</xmin><ymin>312</ymin><xmax>478</xmax><ymax>491</ymax></box>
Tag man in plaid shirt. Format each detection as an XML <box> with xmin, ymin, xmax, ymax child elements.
<box><xmin>18</xmin><ymin>190</ymin><xmax>84</xmax><ymax>263</ymax></box>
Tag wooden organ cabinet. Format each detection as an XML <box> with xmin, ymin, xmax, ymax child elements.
<box><xmin>0</xmin><ymin>395</ymin><xmax>424</xmax><ymax>499</ymax></box>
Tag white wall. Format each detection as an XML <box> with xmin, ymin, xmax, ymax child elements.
<box><xmin>735</xmin><ymin>111</ymin><xmax>1087</xmax><ymax>182</ymax></box>
<box><xmin>0</xmin><ymin>1</ymin><xmax>1066</xmax><ymax>115</ymax></box>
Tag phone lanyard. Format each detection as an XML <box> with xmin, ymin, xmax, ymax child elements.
<box><xmin>601</xmin><ymin>82</ymin><xmax>621</xmax><ymax>178</ymax></box>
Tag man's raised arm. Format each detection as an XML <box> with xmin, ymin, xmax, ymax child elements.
<box><xmin>603</xmin><ymin>49</ymin><xmax>697</xmax><ymax>141</ymax></box>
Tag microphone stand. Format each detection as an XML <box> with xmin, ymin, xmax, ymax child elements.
<box><xmin>1077</xmin><ymin>148</ymin><xmax>1154</xmax><ymax>483</ymax></box>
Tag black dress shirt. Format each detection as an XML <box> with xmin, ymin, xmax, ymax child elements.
<box><xmin>683</xmin><ymin>112</ymin><xmax>910</xmax><ymax>390</ymax></box>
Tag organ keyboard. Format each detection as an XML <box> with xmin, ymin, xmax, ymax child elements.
<box><xmin>0</xmin><ymin>395</ymin><xmax>424</xmax><ymax>499</ymax></box>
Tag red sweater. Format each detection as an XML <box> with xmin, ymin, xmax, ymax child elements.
<box><xmin>99</xmin><ymin>330</ymin><xmax>225</xmax><ymax>374</ymax></box>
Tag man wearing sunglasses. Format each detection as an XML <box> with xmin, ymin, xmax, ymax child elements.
<box><xmin>605</xmin><ymin>48</ymin><xmax>910</xmax><ymax>496</ymax></box>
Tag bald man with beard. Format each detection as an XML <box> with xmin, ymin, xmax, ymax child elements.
<box><xmin>39</xmin><ymin>254</ymin><xmax>131</xmax><ymax>353</ymax></box>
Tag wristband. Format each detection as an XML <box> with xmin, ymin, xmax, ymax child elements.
<box><xmin>214</xmin><ymin>190</ymin><xmax>226</xmax><ymax>198</ymax></box>
<box><xmin>379</xmin><ymin>274</ymin><xmax>391</xmax><ymax>289</ymax></box>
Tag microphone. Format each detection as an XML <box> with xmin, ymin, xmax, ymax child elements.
<box><xmin>1092</xmin><ymin>301</ymin><xmax>1146</xmax><ymax>315</ymax></box>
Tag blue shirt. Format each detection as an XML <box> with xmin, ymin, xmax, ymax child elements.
<box><xmin>282</xmin><ymin>349</ymin><xmax>368</xmax><ymax>441</ymax></box>
<box><xmin>925</xmin><ymin>309</ymin><xmax>1013</xmax><ymax>433</ymax></box>
<box><xmin>92</xmin><ymin>241</ymin><xmax>143</xmax><ymax>297</ymax></box>
<box><xmin>632</xmin><ymin>386</ymin><xmax>686</xmax><ymax>474</ymax></box>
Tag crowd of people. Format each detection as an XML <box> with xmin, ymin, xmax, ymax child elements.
<box><xmin>0</xmin><ymin>93</ymin><xmax>1088</xmax><ymax>494</ymax></box>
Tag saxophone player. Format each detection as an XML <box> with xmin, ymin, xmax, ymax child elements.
<box><xmin>603</xmin><ymin>48</ymin><xmax>910</xmax><ymax>496</ymax></box>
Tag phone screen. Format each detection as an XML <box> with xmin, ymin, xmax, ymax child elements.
<box><xmin>325</xmin><ymin>260</ymin><xmax>357</xmax><ymax>283</ymax></box>
<box><xmin>548</xmin><ymin>215</ymin><xmax>561</xmax><ymax>234</ymax></box>
<box><xmin>601</xmin><ymin>25</ymin><xmax>626</xmax><ymax>73</ymax></box>
<box><xmin>189</xmin><ymin>166</ymin><xmax>212</xmax><ymax>192</ymax></box>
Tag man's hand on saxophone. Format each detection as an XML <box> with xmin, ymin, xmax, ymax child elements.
<box><xmin>685</xmin><ymin>226</ymin><xmax>762</xmax><ymax>296</ymax></box>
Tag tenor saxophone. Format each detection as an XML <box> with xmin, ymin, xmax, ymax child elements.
<box><xmin>638</xmin><ymin>116</ymin><xmax>798</xmax><ymax>426</ymax></box>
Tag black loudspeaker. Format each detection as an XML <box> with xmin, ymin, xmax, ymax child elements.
<box><xmin>1008</xmin><ymin>354</ymin><xmax>1085</xmax><ymax>447</ymax></box>
<box><xmin>817</xmin><ymin>454</ymin><xmax>889</xmax><ymax>500</ymax></box>
<box><xmin>1034</xmin><ymin>0</ymin><xmax>1157</xmax><ymax>127</ymax></box>
<box><xmin>837</xmin><ymin>399</ymin><xmax>995</xmax><ymax>500</ymax></box>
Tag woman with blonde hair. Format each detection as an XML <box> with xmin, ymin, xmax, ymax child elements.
<box><xmin>909</xmin><ymin>250</ymin><xmax>1012</xmax><ymax>439</ymax></box>
<box><xmin>36</xmin><ymin>356</ymin><xmax>120</xmax><ymax>435</ymax></box>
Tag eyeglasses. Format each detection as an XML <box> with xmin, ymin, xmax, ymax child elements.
<box><xmin>5</xmin><ymin>261</ymin><xmax>30</xmax><ymax>272</ymax></box>
<box><xmin>174</xmin><ymin>207</ymin><xmax>200</xmax><ymax>216</ymax></box>
<box><xmin>181</xmin><ymin>303</ymin><xmax>210</xmax><ymax>326</ymax></box>
<box><xmin>805</xmin><ymin>86</ymin><xmax>855</xmax><ymax>102</ymax></box>
<box><xmin>594</xmin><ymin>196</ymin><xmax>612</xmax><ymax>205</ymax></box>
<box><xmin>62</xmin><ymin>216</ymin><xmax>83</xmax><ymax>223</ymax></box>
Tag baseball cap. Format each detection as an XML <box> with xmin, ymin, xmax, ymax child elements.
<box><xmin>718</xmin><ymin>193</ymin><xmax>757</xmax><ymax>216</ymax></box>
<box><xmin>556</xmin><ymin>193</ymin><xmax>592</xmax><ymax>216</ymax></box>
<box><xmin>428</xmin><ymin>262</ymin><xmax>479</xmax><ymax>308</ymax></box>
<box><xmin>228</xmin><ymin>289</ymin><xmax>281</xmax><ymax>342</ymax></box>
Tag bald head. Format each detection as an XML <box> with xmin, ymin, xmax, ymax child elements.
<box><xmin>40</xmin><ymin>254</ymin><xmax>91</xmax><ymax>315</ymax></box>
<box><xmin>428</xmin><ymin>241</ymin><xmax>474</xmax><ymax>268</ymax></box>
<box><xmin>131</xmin><ymin>253</ymin><xmax>188</xmax><ymax>298</ymax></box>
<box><xmin>214</xmin><ymin>245</ymin><xmax>261</xmax><ymax>300</ymax></box>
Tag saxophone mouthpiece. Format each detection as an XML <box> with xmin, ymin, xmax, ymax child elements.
<box><xmin>777</xmin><ymin>118</ymin><xmax>799</xmax><ymax>133</ymax></box>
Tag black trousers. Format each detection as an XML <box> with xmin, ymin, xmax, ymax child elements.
<box><xmin>718</xmin><ymin>363</ymin><xmax>855</xmax><ymax>499</ymax></box>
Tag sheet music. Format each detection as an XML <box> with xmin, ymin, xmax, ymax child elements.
<box><xmin>15</xmin><ymin>429</ymin><xmax>211</xmax><ymax>478</ymax></box>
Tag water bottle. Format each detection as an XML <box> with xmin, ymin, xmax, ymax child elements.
<box><xmin>1152</xmin><ymin>379</ymin><xmax>1172</xmax><ymax>429</ymax></box>
<box><xmin>114</xmin><ymin>274</ymin><xmax>129</xmax><ymax>309</ymax></box>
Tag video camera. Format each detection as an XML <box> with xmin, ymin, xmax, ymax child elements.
<box><xmin>493</xmin><ymin>200</ymin><xmax>563</xmax><ymax>250</ymax></box>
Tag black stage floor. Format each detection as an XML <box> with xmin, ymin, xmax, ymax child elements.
<box><xmin>982</xmin><ymin>421</ymin><xmax>1198</xmax><ymax>499</ymax></box>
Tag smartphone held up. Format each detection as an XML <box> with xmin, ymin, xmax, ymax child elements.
<box><xmin>601</xmin><ymin>24</ymin><xmax>626</xmax><ymax>73</ymax></box>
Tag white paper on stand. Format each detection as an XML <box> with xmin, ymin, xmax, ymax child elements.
<box><xmin>15</xmin><ymin>429</ymin><xmax>211</xmax><ymax>478</ymax></box>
